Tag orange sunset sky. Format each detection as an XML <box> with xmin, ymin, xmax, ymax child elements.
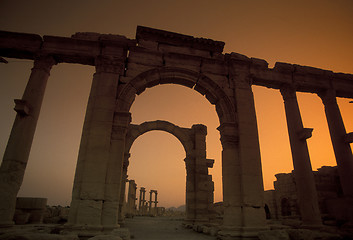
<box><xmin>0</xmin><ymin>0</ymin><xmax>352</xmax><ymax>208</ymax></box>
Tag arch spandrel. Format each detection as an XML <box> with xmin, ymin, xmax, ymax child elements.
<box><xmin>116</xmin><ymin>67</ymin><xmax>236</xmax><ymax>124</ymax></box>
<box><xmin>125</xmin><ymin>120</ymin><xmax>194</xmax><ymax>154</ymax></box>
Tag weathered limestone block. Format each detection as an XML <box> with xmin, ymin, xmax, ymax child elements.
<box><xmin>293</xmin><ymin>65</ymin><xmax>332</xmax><ymax>92</ymax></box>
<box><xmin>164</xmin><ymin>52</ymin><xmax>201</xmax><ymax>72</ymax></box>
<box><xmin>13</xmin><ymin>211</ymin><xmax>30</xmax><ymax>224</ymax></box>
<box><xmin>128</xmin><ymin>47</ymin><xmax>163</xmax><ymax>66</ymax></box>
<box><xmin>251</xmin><ymin>57</ymin><xmax>269</xmax><ymax>69</ymax></box>
<box><xmin>159</xmin><ymin>43</ymin><xmax>211</xmax><ymax>58</ymax></box>
<box><xmin>158</xmin><ymin>67</ymin><xmax>199</xmax><ymax>87</ymax></box>
<box><xmin>125</xmin><ymin>62</ymin><xmax>156</xmax><ymax>78</ymax></box>
<box><xmin>201</xmin><ymin>58</ymin><xmax>227</xmax><ymax>75</ymax></box>
<box><xmin>202</xmin><ymin>73</ymin><xmax>230</xmax><ymax>90</ymax></box>
<box><xmin>42</xmin><ymin>36</ymin><xmax>100</xmax><ymax>65</ymax></box>
<box><xmin>101</xmin><ymin>201</ymin><xmax>119</xmax><ymax>227</ymax></box>
<box><xmin>0</xmin><ymin>31</ymin><xmax>42</xmax><ymax>59</ymax></box>
<box><xmin>332</xmin><ymin>72</ymin><xmax>353</xmax><ymax>98</ymax></box>
<box><xmin>76</xmin><ymin>200</ymin><xmax>103</xmax><ymax>226</ymax></box>
<box><xmin>137</xmin><ymin>39</ymin><xmax>158</xmax><ymax>50</ymax></box>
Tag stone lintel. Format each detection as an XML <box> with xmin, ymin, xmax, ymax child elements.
<box><xmin>0</xmin><ymin>30</ymin><xmax>42</xmax><ymax>59</ymax></box>
<box><xmin>14</xmin><ymin>99</ymin><xmax>30</xmax><ymax>116</ymax></box>
<box><xmin>42</xmin><ymin>35</ymin><xmax>101</xmax><ymax>65</ymax></box>
<box><xmin>136</xmin><ymin>25</ymin><xmax>225</xmax><ymax>53</ymax></box>
<box><xmin>344</xmin><ymin>132</ymin><xmax>353</xmax><ymax>143</ymax></box>
<box><xmin>71</xmin><ymin>32</ymin><xmax>136</xmax><ymax>47</ymax></box>
<box><xmin>297</xmin><ymin>128</ymin><xmax>313</xmax><ymax>140</ymax></box>
<box><xmin>250</xmin><ymin>62</ymin><xmax>353</xmax><ymax>98</ymax></box>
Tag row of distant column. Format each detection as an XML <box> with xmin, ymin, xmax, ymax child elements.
<box><xmin>280</xmin><ymin>85</ymin><xmax>353</xmax><ymax>226</ymax></box>
<box><xmin>138</xmin><ymin>187</ymin><xmax>158</xmax><ymax>216</ymax></box>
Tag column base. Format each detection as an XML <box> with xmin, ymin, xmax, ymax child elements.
<box><xmin>218</xmin><ymin>226</ymin><xmax>270</xmax><ymax>240</ymax></box>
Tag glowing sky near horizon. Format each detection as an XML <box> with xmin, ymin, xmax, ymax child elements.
<box><xmin>0</xmin><ymin>0</ymin><xmax>352</xmax><ymax>208</ymax></box>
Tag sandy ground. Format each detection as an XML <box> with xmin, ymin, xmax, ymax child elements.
<box><xmin>124</xmin><ymin>216</ymin><xmax>216</xmax><ymax>240</ymax></box>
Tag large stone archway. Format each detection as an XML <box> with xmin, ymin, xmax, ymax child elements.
<box><xmin>2</xmin><ymin>26</ymin><xmax>352</xmax><ymax>239</ymax></box>
<box><xmin>121</xmin><ymin>120</ymin><xmax>215</xmax><ymax>223</ymax></box>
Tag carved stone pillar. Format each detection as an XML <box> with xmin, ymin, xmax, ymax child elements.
<box><xmin>67</xmin><ymin>55</ymin><xmax>125</xmax><ymax>230</ymax></box>
<box><xmin>191</xmin><ymin>124</ymin><xmax>210</xmax><ymax>223</ymax></box>
<box><xmin>148</xmin><ymin>190</ymin><xmax>153</xmax><ymax>214</ymax></box>
<box><xmin>102</xmin><ymin>111</ymin><xmax>131</xmax><ymax>227</ymax></box>
<box><xmin>318</xmin><ymin>89</ymin><xmax>353</xmax><ymax>197</ymax></box>
<box><xmin>217</xmin><ymin>123</ymin><xmax>242</xmax><ymax>229</ymax></box>
<box><xmin>184</xmin><ymin>156</ymin><xmax>196</xmax><ymax>222</ymax></box>
<box><xmin>154</xmin><ymin>191</ymin><xmax>158</xmax><ymax>208</ymax></box>
<box><xmin>280</xmin><ymin>86</ymin><xmax>322</xmax><ymax>226</ymax></box>
<box><xmin>118</xmin><ymin>153</ymin><xmax>130</xmax><ymax>224</ymax></box>
<box><xmin>138</xmin><ymin>187</ymin><xmax>146</xmax><ymax>214</ymax></box>
<box><xmin>219</xmin><ymin>60</ymin><xmax>267</xmax><ymax>238</ymax></box>
<box><xmin>126</xmin><ymin>180</ymin><xmax>137</xmax><ymax>217</ymax></box>
<box><xmin>0</xmin><ymin>55</ymin><xmax>56</xmax><ymax>225</ymax></box>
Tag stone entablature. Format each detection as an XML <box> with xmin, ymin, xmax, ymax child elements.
<box><xmin>1</xmin><ymin>27</ymin><xmax>353</xmax><ymax>98</ymax></box>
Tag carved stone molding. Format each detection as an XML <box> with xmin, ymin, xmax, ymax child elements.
<box><xmin>33</xmin><ymin>55</ymin><xmax>56</xmax><ymax>74</ymax></box>
<box><xmin>280</xmin><ymin>85</ymin><xmax>297</xmax><ymax>101</ymax></box>
<box><xmin>217</xmin><ymin>122</ymin><xmax>239</xmax><ymax>149</ymax></box>
<box><xmin>95</xmin><ymin>55</ymin><xmax>124</xmax><ymax>74</ymax></box>
<box><xmin>297</xmin><ymin>128</ymin><xmax>313</xmax><ymax>140</ymax></box>
<box><xmin>317</xmin><ymin>88</ymin><xmax>337</xmax><ymax>105</ymax></box>
<box><xmin>192</xmin><ymin>124</ymin><xmax>207</xmax><ymax>136</ymax></box>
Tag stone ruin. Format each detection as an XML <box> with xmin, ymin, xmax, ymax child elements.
<box><xmin>0</xmin><ymin>26</ymin><xmax>352</xmax><ymax>239</ymax></box>
<box><xmin>265</xmin><ymin>166</ymin><xmax>353</xmax><ymax>226</ymax></box>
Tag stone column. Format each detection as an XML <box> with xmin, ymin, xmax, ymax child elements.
<box><xmin>280</xmin><ymin>86</ymin><xmax>322</xmax><ymax>226</ymax></box>
<box><xmin>192</xmin><ymin>124</ymin><xmax>210</xmax><ymax>222</ymax></box>
<box><xmin>0</xmin><ymin>55</ymin><xmax>56</xmax><ymax>225</ymax></box>
<box><xmin>219</xmin><ymin>59</ymin><xmax>267</xmax><ymax>238</ymax></box>
<box><xmin>126</xmin><ymin>180</ymin><xmax>137</xmax><ymax>217</ymax></box>
<box><xmin>148</xmin><ymin>190</ymin><xmax>153</xmax><ymax>214</ymax></box>
<box><xmin>217</xmin><ymin>123</ymin><xmax>242</xmax><ymax>230</ymax></box>
<box><xmin>118</xmin><ymin>153</ymin><xmax>130</xmax><ymax>224</ymax></box>
<box><xmin>67</xmin><ymin>55</ymin><xmax>125</xmax><ymax>229</ymax></box>
<box><xmin>318</xmin><ymin>89</ymin><xmax>353</xmax><ymax>197</ymax></box>
<box><xmin>138</xmin><ymin>187</ymin><xmax>146</xmax><ymax>214</ymax></box>
<box><xmin>102</xmin><ymin>112</ymin><xmax>131</xmax><ymax>228</ymax></box>
<box><xmin>154</xmin><ymin>191</ymin><xmax>158</xmax><ymax>208</ymax></box>
<box><xmin>184</xmin><ymin>156</ymin><xmax>196</xmax><ymax>222</ymax></box>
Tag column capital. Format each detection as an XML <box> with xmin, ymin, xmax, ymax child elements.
<box><xmin>317</xmin><ymin>88</ymin><xmax>337</xmax><ymax>105</ymax></box>
<box><xmin>95</xmin><ymin>55</ymin><xmax>124</xmax><ymax>74</ymax></box>
<box><xmin>280</xmin><ymin>85</ymin><xmax>297</xmax><ymax>101</ymax></box>
<box><xmin>33</xmin><ymin>55</ymin><xmax>56</xmax><ymax>74</ymax></box>
<box><xmin>192</xmin><ymin>124</ymin><xmax>207</xmax><ymax>135</ymax></box>
<box><xmin>217</xmin><ymin>122</ymin><xmax>239</xmax><ymax>149</ymax></box>
<box><xmin>297</xmin><ymin>128</ymin><xmax>313</xmax><ymax>140</ymax></box>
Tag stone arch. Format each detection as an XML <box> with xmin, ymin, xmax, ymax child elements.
<box><xmin>116</xmin><ymin>67</ymin><xmax>236</xmax><ymax>125</ymax></box>
<box><xmin>125</xmin><ymin>120</ymin><xmax>193</xmax><ymax>154</ymax></box>
<box><xmin>122</xmin><ymin>120</ymin><xmax>215</xmax><ymax>223</ymax></box>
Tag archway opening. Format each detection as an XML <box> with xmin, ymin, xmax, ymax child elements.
<box><xmin>129</xmin><ymin>84</ymin><xmax>222</xmax><ymax>205</ymax></box>
<box><xmin>128</xmin><ymin>131</ymin><xmax>185</xmax><ymax>209</ymax></box>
